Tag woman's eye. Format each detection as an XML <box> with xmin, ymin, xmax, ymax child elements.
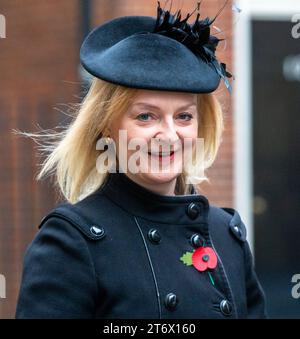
<box><xmin>177</xmin><ymin>113</ymin><xmax>193</xmax><ymax>121</ymax></box>
<box><xmin>136</xmin><ymin>113</ymin><xmax>154</xmax><ymax>121</ymax></box>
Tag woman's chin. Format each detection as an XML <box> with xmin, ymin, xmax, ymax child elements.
<box><xmin>140</xmin><ymin>171</ymin><xmax>180</xmax><ymax>185</ymax></box>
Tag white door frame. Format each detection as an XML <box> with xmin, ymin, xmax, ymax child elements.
<box><xmin>233</xmin><ymin>0</ymin><xmax>300</xmax><ymax>252</ymax></box>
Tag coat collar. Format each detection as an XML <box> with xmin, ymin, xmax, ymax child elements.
<box><xmin>100</xmin><ymin>172</ymin><xmax>210</xmax><ymax>226</ymax></box>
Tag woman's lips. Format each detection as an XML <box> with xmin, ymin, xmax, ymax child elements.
<box><xmin>147</xmin><ymin>151</ymin><xmax>175</xmax><ymax>161</ymax></box>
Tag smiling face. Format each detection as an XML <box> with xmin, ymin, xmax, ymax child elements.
<box><xmin>110</xmin><ymin>89</ymin><xmax>199</xmax><ymax>195</ymax></box>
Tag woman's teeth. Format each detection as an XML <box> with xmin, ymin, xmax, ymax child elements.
<box><xmin>148</xmin><ymin>151</ymin><xmax>175</xmax><ymax>157</ymax></box>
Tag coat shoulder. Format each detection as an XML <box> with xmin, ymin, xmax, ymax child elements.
<box><xmin>209</xmin><ymin>206</ymin><xmax>247</xmax><ymax>242</ymax></box>
<box><xmin>38</xmin><ymin>192</ymin><xmax>109</xmax><ymax>242</ymax></box>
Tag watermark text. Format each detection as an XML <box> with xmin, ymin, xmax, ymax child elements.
<box><xmin>95</xmin><ymin>131</ymin><xmax>205</xmax><ymax>184</ymax></box>
<box><xmin>292</xmin><ymin>14</ymin><xmax>300</xmax><ymax>39</ymax></box>
<box><xmin>0</xmin><ymin>14</ymin><xmax>6</xmax><ymax>38</ymax></box>
<box><xmin>291</xmin><ymin>274</ymin><xmax>300</xmax><ymax>299</ymax></box>
<box><xmin>0</xmin><ymin>274</ymin><xmax>6</xmax><ymax>299</ymax></box>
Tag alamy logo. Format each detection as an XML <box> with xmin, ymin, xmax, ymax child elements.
<box><xmin>291</xmin><ymin>274</ymin><xmax>300</xmax><ymax>299</ymax></box>
<box><xmin>0</xmin><ymin>274</ymin><xmax>6</xmax><ymax>299</ymax></box>
<box><xmin>0</xmin><ymin>14</ymin><xmax>6</xmax><ymax>38</ymax></box>
<box><xmin>291</xmin><ymin>14</ymin><xmax>300</xmax><ymax>39</ymax></box>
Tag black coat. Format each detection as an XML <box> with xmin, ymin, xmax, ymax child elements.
<box><xmin>16</xmin><ymin>172</ymin><xmax>267</xmax><ymax>319</ymax></box>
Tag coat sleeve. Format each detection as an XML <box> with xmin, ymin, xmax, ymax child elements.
<box><xmin>15</xmin><ymin>217</ymin><xmax>98</xmax><ymax>319</ymax></box>
<box><xmin>243</xmin><ymin>241</ymin><xmax>268</xmax><ymax>318</ymax></box>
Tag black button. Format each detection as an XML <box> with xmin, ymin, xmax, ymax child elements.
<box><xmin>219</xmin><ymin>299</ymin><xmax>232</xmax><ymax>316</ymax></box>
<box><xmin>148</xmin><ymin>229</ymin><xmax>161</xmax><ymax>244</ymax></box>
<box><xmin>233</xmin><ymin>225</ymin><xmax>242</xmax><ymax>237</ymax></box>
<box><xmin>186</xmin><ymin>203</ymin><xmax>201</xmax><ymax>219</ymax></box>
<box><xmin>190</xmin><ymin>234</ymin><xmax>204</xmax><ymax>248</ymax></box>
<box><xmin>164</xmin><ymin>293</ymin><xmax>178</xmax><ymax>310</ymax></box>
<box><xmin>90</xmin><ymin>226</ymin><xmax>105</xmax><ymax>238</ymax></box>
<box><xmin>229</xmin><ymin>222</ymin><xmax>247</xmax><ymax>242</ymax></box>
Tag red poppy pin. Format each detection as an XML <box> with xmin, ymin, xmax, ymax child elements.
<box><xmin>180</xmin><ymin>247</ymin><xmax>218</xmax><ymax>286</ymax></box>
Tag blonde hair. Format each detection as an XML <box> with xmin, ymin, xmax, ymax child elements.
<box><xmin>18</xmin><ymin>77</ymin><xmax>223</xmax><ymax>203</ymax></box>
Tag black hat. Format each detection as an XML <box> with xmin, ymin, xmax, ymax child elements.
<box><xmin>80</xmin><ymin>1</ymin><xmax>232</xmax><ymax>94</ymax></box>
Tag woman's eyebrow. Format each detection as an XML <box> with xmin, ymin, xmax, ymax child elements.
<box><xmin>132</xmin><ymin>102</ymin><xmax>197</xmax><ymax>110</ymax></box>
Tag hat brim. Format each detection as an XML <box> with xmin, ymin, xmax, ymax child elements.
<box><xmin>80</xmin><ymin>16</ymin><xmax>221</xmax><ymax>93</ymax></box>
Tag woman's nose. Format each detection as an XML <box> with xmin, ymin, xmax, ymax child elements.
<box><xmin>157</xmin><ymin>120</ymin><xmax>179</xmax><ymax>144</ymax></box>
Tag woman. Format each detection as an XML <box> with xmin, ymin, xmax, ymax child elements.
<box><xmin>16</xmin><ymin>2</ymin><xmax>267</xmax><ymax>318</ymax></box>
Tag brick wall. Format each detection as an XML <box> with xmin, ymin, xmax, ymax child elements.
<box><xmin>0</xmin><ymin>0</ymin><xmax>233</xmax><ymax>318</ymax></box>
<box><xmin>0</xmin><ymin>0</ymin><xmax>80</xmax><ymax>318</ymax></box>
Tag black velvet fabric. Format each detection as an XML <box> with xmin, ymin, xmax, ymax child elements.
<box><xmin>16</xmin><ymin>173</ymin><xmax>267</xmax><ymax>319</ymax></box>
<box><xmin>80</xmin><ymin>16</ymin><xmax>221</xmax><ymax>93</ymax></box>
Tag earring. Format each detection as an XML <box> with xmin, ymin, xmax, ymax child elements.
<box><xmin>105</xmin><ymin>137</ymin><xmax>113</xmax><ymax>144</ymax></box>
